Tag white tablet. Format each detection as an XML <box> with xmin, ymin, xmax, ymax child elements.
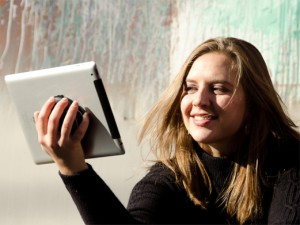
<box><xmin>5</xmin><ymin>61</ymin><xmax>125</xmax><ymax>164</ymax></box>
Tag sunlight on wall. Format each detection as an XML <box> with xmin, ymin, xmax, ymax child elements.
<box><xmin>171</xmin><ymin>0</ymin><xmax>300</xmax><ymax>105</ymax></box>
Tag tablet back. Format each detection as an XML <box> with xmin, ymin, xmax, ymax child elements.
<box><xmin>5</xmin><ymin>62</ymin><xmax>125</xmax><ymax>164</ymax></box>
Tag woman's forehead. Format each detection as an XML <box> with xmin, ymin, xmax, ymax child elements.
<box><xmin>185</xmin><ymin>52</ymin><xmax>238</xmax><ymax>84</ymax></box>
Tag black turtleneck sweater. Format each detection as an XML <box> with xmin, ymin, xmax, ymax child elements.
<box><xmin>60</xmin><ymin>140</ymin><xmax>299</xmax><ymax>224</ymax></box>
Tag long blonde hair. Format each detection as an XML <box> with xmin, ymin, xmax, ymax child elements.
<box><xmin>139</xmin><ymin>37</ymin><xmax>299</xmax><ymax>224</ymax></box>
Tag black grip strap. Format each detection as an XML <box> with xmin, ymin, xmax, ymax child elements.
<box><xmin>93</xmin><ymin>79</ymin><xmax>120</xmax><ymax>139</ymax></box>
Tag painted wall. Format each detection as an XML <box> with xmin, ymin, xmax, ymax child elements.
<box><xmin>0</xmin><ymin>0</ymin><xmax>299</xmax><ymax>224</ymax></box>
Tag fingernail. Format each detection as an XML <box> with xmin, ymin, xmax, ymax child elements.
<box><xmin>72</xmin><ymin>101</ymin><xmax>78</xmax><ymax>107</ymax></box>
<box><xmin>60</xmin><ymin>97</ymin><xmax>68</xmax><ymax>103</ymax></box>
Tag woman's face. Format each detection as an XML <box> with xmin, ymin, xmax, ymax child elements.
<box><xmin>180</xmin><ymin>52</ymin><xmax>247</xmax><ymax>156</ymax></box>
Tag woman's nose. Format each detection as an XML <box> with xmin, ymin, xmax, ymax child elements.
<box><xmin>192</xmin><ymin>88</ymin><xmax>210</xmax><ymax>107</ymax></box>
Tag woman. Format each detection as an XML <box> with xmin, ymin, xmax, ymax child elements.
<box><xmin>34</xmin><ymin>37</ymin><xmax>299</xmax><ymax>224</ymax></box>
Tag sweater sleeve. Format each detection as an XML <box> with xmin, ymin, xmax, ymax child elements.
<box><xmin>59</xmin><ymin>164</ymin><xmax>138</xmax><ymax>224</ymax></box>
<box><xmin>60</xmin><ymin>163</ymin><xmax>194</xmax><ymax>224</ymax></box>
<box><xmin>268</xmin><ymin>166</ymin><xmax>300</xmax><ymax>224</ymax></box>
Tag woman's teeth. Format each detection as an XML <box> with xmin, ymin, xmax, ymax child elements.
<box><xmin>194</xmin><ymin>115</ymin><xmax>215</xmax><ymax>120</ymax></box>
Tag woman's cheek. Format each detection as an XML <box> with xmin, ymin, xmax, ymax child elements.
<box><xmin>180</xmin><ymin>96</ymin><xmax>189</xmax><ymax>114</ymax></box>
<box><xmin>180</xmin><ymin>95</ymin><xmax>192</xmax><ymax>126</ymax></box>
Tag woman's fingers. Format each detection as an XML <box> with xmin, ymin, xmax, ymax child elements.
<box><xmin>34</xmin><ymin>97</ymin><xmax>56</xmax><ymax>136</ymax></box>
<box><xmin>61</xmin><ymin>101</ymin><xmax>90</xmax><ymax>142</ymax></box>
<box><xmin>34</xmin><ymin>96</ymin><xmax>89</xmax><ymax>145</ymax></box>
<box><xmin>60</xmin><ymin>101</ymin><xmax>80</xmax><ymax>140</ymax></box>
<box><xmin>47</xmin><ymin>97</ymin><xmax>69</xmax><ymax>141</ymax></box>
<box><xmin>72</xmin><ymin>111</ymin><xmax>90</xmax><ymax>141</ymax></box>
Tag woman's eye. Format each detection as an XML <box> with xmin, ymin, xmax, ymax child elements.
<box><xmin>211</xmin><ymin>85</ymin><xmax>229</xmax><ymax>94</ymax></box>
<box><xmin>185</xmin><ymin>86</ymin><xmax>197</xmax><ymax>94</ymax></box>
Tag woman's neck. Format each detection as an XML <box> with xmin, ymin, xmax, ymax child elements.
<box><xmin>199</xmin><ymin>131</ymin><xmax>246</xmax><ymax>157</ymax></box>
<box><xmin>199</xmin><ymin>143</ymin><xmax>236</xmax><ymax>157</ymax></box>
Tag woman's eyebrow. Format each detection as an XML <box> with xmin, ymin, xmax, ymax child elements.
<box><xmin>185</xmin><ymin>78</ymin><xmax>197</xmax><ymax>83</ymax></box>
<box><xmin>210</xmin><ymin>80</ymin><xmax>234</xmax><ymax>86</ymax></box>
<box><xmin>185</xmin><ymin>78</ymin><xmax>234</xmax><ymax>87</ymax></box>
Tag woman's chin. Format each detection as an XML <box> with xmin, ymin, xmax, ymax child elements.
<box><xmin>190</xmin><ymin>133</ymin><xmax>214</xmax><ymax>144</ymax></box>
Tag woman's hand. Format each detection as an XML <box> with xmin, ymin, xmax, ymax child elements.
<box><xmin>34</xmin><ymin>97</ymin><xmax>90</xmax><ymax>175</ymax></box>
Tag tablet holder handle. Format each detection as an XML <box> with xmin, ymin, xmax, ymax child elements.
<box><xmin>93</xmin><ymin>79</ymin><xmax>121</xmax><ymax>139</ymax></box>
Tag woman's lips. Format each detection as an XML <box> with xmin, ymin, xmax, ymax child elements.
<box><xmin>192</xmin><ymin>114</ymin><xmax>217</xmax><ymax>126</ymax></box>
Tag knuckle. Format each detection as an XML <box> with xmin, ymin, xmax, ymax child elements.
<box><xmin>38</xmin><ymin>137</ymin><xmax>46</xmax><ymax>146</ymax></box>
<box><xmin>37</xmin><ymin>113</ymin><xmax>46</xmax><ymax>122</ymax></box>
<box><xmin>48</xmin><ymin>116</ymin><xmax>56</xmax><ymax>124</ymax></box>
<box><xmin>73</xmin><ymin>129</ymin><xmax>85</xmax><ymax>140</ymax></box>
<box><xmin>49</xmin><ymin>142</ymin><xmax>58</xmax><ymax>149</ymax></box>
<box><xmin>59</xmin><ymin>136</ymin><xmax>68</xmax><ymax>145</ymax></box>
<box><xmin>38</xmin><ymin>137</ymin><xmax>57</xmax><ymax>149</ymax></box>
<box><xmin>62</xmin><ymin>123</ymin><xmax>72</xmax><ymax>130</ymax></box>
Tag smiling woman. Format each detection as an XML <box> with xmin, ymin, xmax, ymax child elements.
<box><xmin>181</xmin><ymin>52</ymin><xmax>247</xmax><ymax>157</ymax></box>
<box><xmin>137</xmin><ymin>37</ymin><xmax>299</xmax><ymax>224</ymax></box>
<box><xmin>35</xmin><ymin>37</ymin><xmax>299</xmax><ymax>224</ymax></box>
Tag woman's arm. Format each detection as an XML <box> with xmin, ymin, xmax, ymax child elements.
<box><xmin>34</xmin><ymin>97</ymin><xmax>139</xmax><ymax>223</ymax></box>
<box><xmin>60</xmin><ymin>162</ymin><xmax>188</xmax><ymax>224</ymax></box>
<box><xmin>60</xmin><ymin>164</ymin><xmax>138</xmax><ymax>224</ymax></box>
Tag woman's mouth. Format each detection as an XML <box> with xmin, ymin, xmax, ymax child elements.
<box><xmin>192</xmin><ymin>114</ymin><xmax>217</xmax><ymax>126</ymax></box>
<box><xmin>194</xmin><ymin>114</ymin><xmax>216</xmax><ymax>120</ymax></box>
